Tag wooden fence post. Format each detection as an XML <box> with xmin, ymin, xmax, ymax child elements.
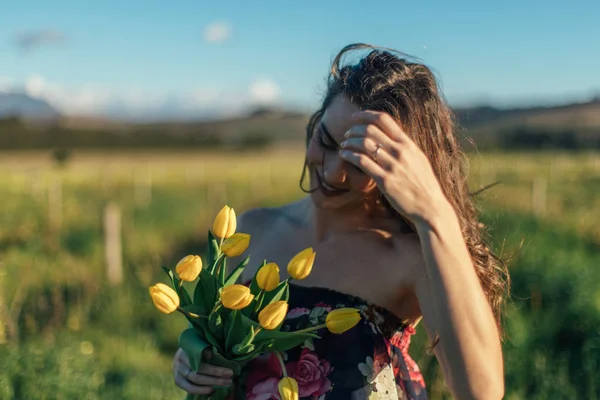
<box><xmin>104</xmin><ymin>203</ymin><xmax>123</xmax><ymax>285</ymax></box>
<box><xmin>532</xmin><ymin>177</ymin><xmax>547</xmax><ymax>217</ymax></box>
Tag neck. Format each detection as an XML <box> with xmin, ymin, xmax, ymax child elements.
<box><xmin>312</xmin><ymin>199</ymin><xmax>396</xmax><ymax>242</ymax></box>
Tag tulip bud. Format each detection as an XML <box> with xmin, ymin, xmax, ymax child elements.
<box><xmin>287</xmin><ymin>247</ymin><xmax>316</xmax><ymax>280</ymax></box>
<box><xmin>175</xmin><ymin>255</ymin><xmax>202</xmax><ymax>282</ymax></box>
<box><xmin>256</xmin><ymin>263</ymin><xmax>280</xmax><ymax>291</ymax></box>
<box><xmin>221</xmin><ymin>233</ymin><xmax>250</xmax><ymax>258</ymax></box>
<box><xmin>220</xmin><ymin>284</ymin><xmax>254</xmax><ymax>310</ymax></box>
<box><xmin>325</xmin><ymin>308</ymin><xmax>361</xmax><ymax>334</ymax></box>
<box><xmin>212</xmin><ymin>205</ymin><xmax>237</xmax><ymax>239</ymax></box>
<box><xmin>278</xmin><ymin>377</ymin><xmax>299</xmax><ymax>400</ymax></box>
<box><xmin>258</xmin><ymin>300</ymin><xmax>288</xmax><ymax>330</ymax></box>
<box><xmin>149</xmin><ymin>283</ymin><xmax>180</xmax><ymax>314</ymax></box>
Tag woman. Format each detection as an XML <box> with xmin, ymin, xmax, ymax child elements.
<box><xmin>172</xmin><ymin>43</ymin><xmax>509</xmax><ymax>399</ymax></box>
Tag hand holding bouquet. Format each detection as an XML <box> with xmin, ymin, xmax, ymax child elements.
<box><xmin>149</xmin><ymin>206</ymin><xmax>362</xmax><ymax>400</ymax></box>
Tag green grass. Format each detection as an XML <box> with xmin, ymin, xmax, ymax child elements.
<box><xmin>0</xmin><ymin>148</ymin><xmax>598</xmax><ymax>399</ymax></box>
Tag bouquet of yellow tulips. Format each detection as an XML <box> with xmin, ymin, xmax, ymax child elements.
<box><xmin>149</xmin><ymin>205</ymin><xmax>362</xmax><ymax>400</ymax></box>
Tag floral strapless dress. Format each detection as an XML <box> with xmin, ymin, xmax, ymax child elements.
<box><xmin>242</xmin><ymin>284</ymin><xmax>428</xmax><ymax>399</ymax></box>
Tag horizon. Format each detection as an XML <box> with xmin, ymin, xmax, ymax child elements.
<box><xmin>2</xmin><ymin>1</ymin><xmax>600</xmax><ymax>120</ymax></box>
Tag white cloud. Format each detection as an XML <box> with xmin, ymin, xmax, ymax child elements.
<box><xmin>203</xmin><ymin>21</ymin><xmax>233</xmax><ymax>44</ymax></box>
<box><xmin>5</xmin><ymin>74</ymin><xmax>283</xmax><ymax>119</ymax></box>
<box><xmin>0</xmin><ymin>76</ymin><xmax>13</xmax><ymax>92</ymax></box>
<box><xmin>22</xmin><ymin>75</ymin><xmax>117</xmax><ymax>114</ymax></box>
<box><xmin>249</xmin><ymin>78</ymin><xmax>281</xmax><ymax>105</ymax></box>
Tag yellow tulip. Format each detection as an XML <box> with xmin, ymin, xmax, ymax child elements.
<box><xmin>221</xmin><ymin>233</ymin><xmax>250</xmax><ymax>257</ymax></box>
<box><xmin>258</xmin><ymin>300</ymin><xmax>288</xmax><ymax>330</ymax></box>
<box><xmin>149</xmin><ymin>283</ymin><xmax>180</xmax><ymax>314</ymax></box>
<box><xmin>256</xmin><ymin>263</ymin><xmax>280</xmax><ymax>291</ymax></box>
<box><xmin>212</xmin><ymin>205</ymin><xmax>237</xmax><ymax>239</ymax></box>
<box><xmin>325</xmin><ymin>308</ymin><xmax>361</xmax><ymax>334</ymax></box>
<box><xmin>175</xmin><ymin>255</ymin><xmax>202</xmax><ymax>282</ymax></box>
<box><xmin>220</xmin><ymin>284</ymin><xmax>254</xmax><ymax>310</ymax></box>
<box><xmin>278</xmin><ymin>377</ymin><xmax>299</xmax><ymax>400</ymax></box>
<box><xmin>287</xmin><ymin>247</ymin><xmax>316</xmax><ymax>280</ymax></box>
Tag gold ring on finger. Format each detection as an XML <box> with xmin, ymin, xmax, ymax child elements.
<box><xmin>373</xmin><ymin>143</ymin><xmax>383</xmax><ymax>162</ymax></box>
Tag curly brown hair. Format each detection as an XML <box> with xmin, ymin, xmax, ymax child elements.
<box><xmin>299</xmin><ymin>43</ymin><xmax>510</xmax><ymax>336</ymax></box>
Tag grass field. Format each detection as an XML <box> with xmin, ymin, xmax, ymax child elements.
<box><xmin>0</xmin><ymin>147</ymin><xmax>598</xmax><ymax>399</ymax></box>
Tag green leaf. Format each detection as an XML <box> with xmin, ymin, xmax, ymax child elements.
<box><xmin>181</xmin><ymin>305</ymin><xmax>223</xmax><ymax>352</ymax></box>
<box><xmin>254</xmin><ymin>329</ymin><xmax>320</xmax><ymax>342</ymax></box>
<box><xmin>161</xmin><ymin>265</ymin><xmax>175</xmax><ymax>284</ymax></box>
<box><xmin>225</xmin><ymin>310</ymin><xmax>251</xmax><ymax>356</ymax></box>
<box><xmin>261</xmin><ymin>280</ymin><xmax>289</xmax><ymax>308</ymax></box>
<box><xmin>224</xmin><ymin>255</ymin><xmax>250</xmax><ymax>287</ymax></box>
<box><xmin>207</xmin><ymin>230</ymin><xmax>220</xmax><ymax>273</ymax></box>
<box><xmin>209</xmin><ymin>309</ymin><xmax>225</xmax><ymax>341</ymax></box>
<box><xmin>240</xmin><ymin>313</ymin><xmax>259</xmax><ymax>328</ymax></box>
<box><xmin>198</xmin><ymin>320</ymin><xmax>223</xmax><ymax>353</ymax></box>
<box><xmin>232</xmin><ymin>348</ymin><xmax>265</xmax><ymax>362</ymax></box>
<box><xmin>209</xmin><ymin>351</ymin><xmax>242</xmax><ymax>376</ymax></box>
<box><xmin>194</xmin><ymin>268</ymin><xmax>218</xmax><ymax>311</ymax></box>
<box><xmin>161</xmin><ymin>266</ymin><xmax>192</xmax><ymax>306</ymax></box>
<box><xmin>177</xmin><ymin>283</ymin><xmax>192</xmax><ymax>306</ymax></box>
<box><xmin>232</xmin><ymin>342</ymin><xmax>255</xmax><ymax>355</ymax></box>
<box><xmin>178</xmin><ymin>328</ymin><xmax>210</xmax><ymax>372</ymax></box>
<box><xmin>217</xmin><ymin>257</ymin><xmax>227</xmax><ymax>287</ymax></box>
<box><xmin>181</xmin><ymin>304</ymin><xmax>207</xmax><ymax>317</ymax></box>
<box><xmin>271</xmin><ymin>334</ymin><xmax>320</xmax><ymax>353</ymax></box>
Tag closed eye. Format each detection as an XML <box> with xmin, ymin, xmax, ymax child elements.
<box><xmin>316</xmin><ymin>122</ymin><xmax>339</xmax><ymax>150</ymax></box>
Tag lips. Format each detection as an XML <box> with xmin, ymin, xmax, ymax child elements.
<box><xmin>314</xmin><ymin>170</ymin><xmax>348</xmax><ymax>197</ymax></box>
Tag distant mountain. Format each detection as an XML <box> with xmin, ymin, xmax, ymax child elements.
<box><xmin>451</xmin><ymin>98</ymin><xmax>600</xmax><ymax>150</ymax></box>
<box><xmin>2</xmin><ymin>91</ymin><xmax>598</xmax><ymax>150</ymax></box>
<box><xmin>0</xmin><ymin>92</ymin><xmax>60</xmax><ymax>121</ymax></box>
<box><xmin>453</xmin><ymin>98</ymin><xmax>600</xmax><ymax>130</ymax></box>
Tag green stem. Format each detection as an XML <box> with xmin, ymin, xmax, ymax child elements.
<box><xmin>274</xmin><ymin>350</ymin><xmax>287</xmax><ymax>377</ymax></box>
<box><xmin>253</xmin><ymin>290</ymin><xmax>265</xmax><ymax>314</ymax></box>
<box><xmin>214</xmin><ymin>254</ymin><xmax>226</xmax><ymax>278</ymax></box>
<box><xmin>212</xmin><ymin>301</ymin><xmax>222</xmax><ymax>314</ymax></box>
<box><xmin>253</xmin><ymin>326</ymin><xmax>263</xmax><ymax>337</ymax></box>
<box><xmin>292</xmin><ymin>324</ymin><xmax>326</xmax><ymax>335</ymax></box>
<box><xmin>177</xmin><ymin>307</ymin><xmax>208</xmax><ymax>319</ymax></box>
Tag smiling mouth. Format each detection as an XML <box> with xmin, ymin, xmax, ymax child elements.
<box><xmin>314</xmin><ymin>170</ymin><xmax>349</xmax><ymax>197</ymax></box>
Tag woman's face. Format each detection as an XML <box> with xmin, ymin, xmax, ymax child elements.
<box><xmin>305</xmin><ymin>95</ymin><xmax>376</xmax><ymax>210</ymax></box>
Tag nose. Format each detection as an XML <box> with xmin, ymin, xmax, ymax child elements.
<box><xmin>306</xmin><ymin>139</ymin><xmax>348</xmax><ymax>186</ymax></box>
<box><xmin>323</xmin><ymin>156</ymin><xmax>347</xmax><ymax>185</ymax></box>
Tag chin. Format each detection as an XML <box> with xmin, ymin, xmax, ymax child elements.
<box><xmin>309</xmin><ymin>187</ymin><xmax>363</xmax><ymax>210</ymax></box>
<box><xmin>306</xmin><ymin>170</ymin><xmax>363</xmax><ymax>210</ymax></box>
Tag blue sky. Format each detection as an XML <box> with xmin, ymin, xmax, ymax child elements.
<box><xmin>1</xmin><ymin>0</ymin><xmax>599</xmax><ymax>118</ymax></box>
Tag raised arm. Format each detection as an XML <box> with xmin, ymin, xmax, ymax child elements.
<box><xmin>338</xmin><ymin>110</ymin><xmax>504</xmax><ymax>399</ymax></box>
<box><xmin>414</xmin><ymin>202</ymin><xmax>503</xmax><ymax>399</ymax></box>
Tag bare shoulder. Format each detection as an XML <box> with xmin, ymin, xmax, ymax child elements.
<box><xmin>340</xmin><ymin>230</ymin><xmax>424</xmax><ymax>278</ymax></box>
<box><xmin>238</xmin><ymin>197</ymin><xmax>312</xmax><ymax>235</ymax></box>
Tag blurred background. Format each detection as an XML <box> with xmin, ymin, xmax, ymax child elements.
<box><xmin>0</xmin><ymin>1</ymin><xmax>599</xmax><ymax>399</ymax></box>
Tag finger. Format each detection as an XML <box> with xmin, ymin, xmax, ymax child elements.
<box><xmin>185</xmin><ymin>369</ymin><xmax>233</xmax><ymax>387</ymax></box>
<box><xmin>352</xmin><ymin>110</ymin><xmax>408</xmax><ymax>142</ymax></box>
<box><xmin>339</xmin><ymin>149</ymin><xmax>388</xmax><ymax>180</ymax></box>
<box><xmin>197</xmin><ymin>362</ymin><xmax>234</xmax><ymax>378</ymax></box>
<box><xmin>340</xmin><ymin>136</ymin><xmax>379</xmax><ymax>155</ymax></box>
<box><xmin>340</xmin><ymin>137</ymin><xmax>398</xmax><ymax>170</ymax></box>
<box><xmin>343</xmin><ymin>124</ymin><xmax>396</xmax><ymax>149</ymax></box>
<box><xmin>174</xmin><ymin>373</ymin><xmax>215</xmax><ymax>396</ymax></box>
<box><xmin>176</xmin><ymin>348</ymin><xmax>190</xmax><ymax>367</ymax></box>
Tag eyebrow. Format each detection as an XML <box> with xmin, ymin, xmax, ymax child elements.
<box><xmin>319</xmin><ymin>121</ymin><xmax>340</xmax><ymax>148</ymax></box>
